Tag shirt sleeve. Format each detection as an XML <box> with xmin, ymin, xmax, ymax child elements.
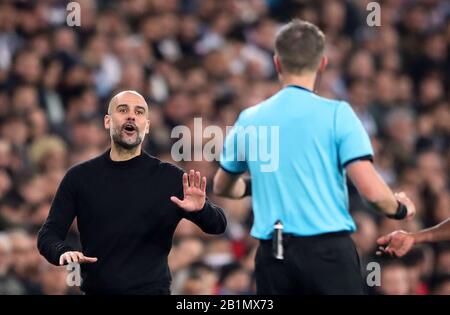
<box><xmin>335</xmin><ymin>101</ymin><xmax>374</xmax><ymax>167</ymax></box>
<box><xmin>219</xmin><ymin>114</ymin><xmax>248</xmax><ymax>174</ymax></box>
<box><xmin>181</xmin><ymin>198</ymin><xmax>227</xmax><ymax>235</ymax></box>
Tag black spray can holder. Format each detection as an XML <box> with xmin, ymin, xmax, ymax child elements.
<box><xmin>272</xmin><ymin>220</ymin><xmax>284</xmax><ymax>260</ymax></box>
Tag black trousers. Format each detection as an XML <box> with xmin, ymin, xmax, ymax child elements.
<box><xmin>255</xmin><ymin>231</ymin><xmax>366</xmax><ymax>295</ymax></box>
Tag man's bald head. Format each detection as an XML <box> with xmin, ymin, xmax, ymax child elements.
<box><xmin>108</xmin><ymin>90</ymin><xmax>148</xmax><ymax>116</ymax></box>
<box><xmin>104</xmin><ymin>90</ymin><xmax>150</xmax><ymax>151</ymax></box>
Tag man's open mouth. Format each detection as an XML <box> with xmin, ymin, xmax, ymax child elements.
<box><xmin>123</xmin><ymin>123</ymin><xmax>137</xmax><ymax>134</ymax></box>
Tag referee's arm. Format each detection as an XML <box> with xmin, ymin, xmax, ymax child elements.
<box><xmin>213</xmin><ymin>169</ymin><xmax>248</xmax><ymax>199</ymax></box>
<box><xmin>214</xmin><ymin>114</ymin><xmax>250</xmax><ymax>199</ymax></box>
<box><xmin>346</xmin><ymin>160</ymin><xmax>401</xmax><ymax>217</ymax></box>
<box><xmin>337</xmin><ymin>102</ymin><xmax>415</xmax><ymax>220</ymax></box>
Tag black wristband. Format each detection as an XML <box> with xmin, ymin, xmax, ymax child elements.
<box><xmin>386</xmin><ymin>202</ymin><xmax>408</xmax><ymax>220</ymax></box>
<box><xmin>242</xmin><ymin>177</ymin><xmax>252</xmax><ymax>197</ymax></box>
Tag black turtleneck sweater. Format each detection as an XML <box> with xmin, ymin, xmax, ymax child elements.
<box><xmin>37</xmin><ymin>149</ymin><xmax>227</xmax><ymax>294</ymax></box>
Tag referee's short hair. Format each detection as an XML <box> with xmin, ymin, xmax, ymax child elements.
<box><xmin>275</xmin><ymin>19</ymin><xmax>326</xmax><ymax>75</ymax></box>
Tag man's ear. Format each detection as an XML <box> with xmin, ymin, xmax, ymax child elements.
<box><xmin>104</xmin><ymin>114</ymin><xmax>110</xmax><ymax>130</ymax></box>
<box><xmin>273</xmin><ymin>54</ymin><xmax>282</xmax><ymax>74</ymax></box>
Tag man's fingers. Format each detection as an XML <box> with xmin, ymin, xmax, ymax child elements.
<box><xmin>386</xmin><ymin>248</ymin><xmax>397</xmax><ymax>257</ymax></box>
<box><xmin>59</xmin><ymin>254</ymin><xmax>66</xmax><ymax>266</ymax></box>
<box><xmin>376</xmin><ymin>246</ymin><xmax>393</xmax><ymax>257</ymax></box>
<box><xmin>200</xmin><ymin>176</ymin><xmax>207</xmax><ymax>192</ymax></box>
<box><xmin>77</xmin><ymin>253</ymin><xmax>85</xmax><ymax>262</ymax></box>
<box><xmin>194</xmin><ymin>171</ymin><xmax>201</xmax><ymax>188</ymax></box>
<box><xmin>65</xmin><ymin>253</ymin><xmax>72</xmax><ymax>264</ymax></box>
<box><xmin>70</xmin><ymin>252</ymin><xmax>79</xmax><ymax>263</ymax></box>
<box><xmin>189</xmin><ymin>170</ymin><xmax>195</xmax><ymax>188</ymax></box>
<box><xmin>182</xmin><ymin>173</ymin><xmax>188</xmax><ymax>195</ymax></box>
<box><xmin>378</xmin><ymin>246</ymin><xmax>395</xmax><ymax>257</ymax></box>
<box><xmin>377</xmin><ymin>235</ymin><xmax>390</xmax><ymax>245</ymax></box>
<box><xmin>75</xmin><ymin>252</ymin><xmax>84</xmax><ymax>262</ymax></box>
<box><xmin>80</xmin><ymin>256</ymin><xmax>98</xmax><ymax>263</ymax></box>
<box><xmin>60</xmin><ymin>251</ymin><xmax>98</xmax><ymax>265</ymax></box>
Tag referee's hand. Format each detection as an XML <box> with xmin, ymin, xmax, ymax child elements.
<box><xmin>59</xmin><ymin>251</ymin><xmax>98</xmax><ymax>265</ymax></box>
<box><xmin>170</xmin><ymin>170</ymin><xmax>206</xmax><ymax>212</ymax></box>
<box><xmin>395</xmin><ymin>192</ymin><xmax>416</xmax><ymax>220</ymax></box>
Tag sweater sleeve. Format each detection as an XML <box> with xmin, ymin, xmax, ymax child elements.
<box><xmin>181</xmin><ymin>198</ymin><xmax>227</xmax><ymax>235</ymax></box>
<box><xmin>37</xmin><ymin>169</ymin><xmax>77</xmax><ymax>265</ymax></box>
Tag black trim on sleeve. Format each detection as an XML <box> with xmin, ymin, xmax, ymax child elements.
<box><xmin>219</xmin><ymin>165</ymin><xmax>246</xmax><ymax>175</ymax></box>
<box><xmin>342</xmin><ymin>154</ymin><xmax>374</xmax><ymax>168</ymax></box>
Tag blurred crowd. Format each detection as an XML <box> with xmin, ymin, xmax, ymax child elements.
<box><xmin>0</xmin><ymin>0</ymin><xmax>449</xmax><ymax>295</ymax></box>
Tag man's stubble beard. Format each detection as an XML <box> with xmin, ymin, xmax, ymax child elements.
<box><xmin>111</xmin><ymin>126</ymin><xmax>143</xmax><ymax>152</ymax></box>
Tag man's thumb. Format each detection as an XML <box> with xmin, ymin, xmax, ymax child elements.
<box><xmin>170</xmin><ymin>196</ymin><xmax>182</xmax><ymax>206</ymax></box>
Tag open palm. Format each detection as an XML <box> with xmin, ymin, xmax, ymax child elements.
<box><xmin>170</xmin><ymin>170</ymin><xmax>207</xmax><ymax>212</ymax></box>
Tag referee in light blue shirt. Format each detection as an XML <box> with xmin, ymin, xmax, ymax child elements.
<box><xmin>213</xmin><ymin>19</ymin><xmax>415</xmax><ymax>294</ymax></box>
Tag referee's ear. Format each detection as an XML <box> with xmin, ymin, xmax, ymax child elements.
<box><xmin>318</xmin><ymin>56</ymin><xmax>328</xmax><ymax>72</ymax></box>
<box><xmin>273</xmin><ymin>54</ymin><xmax>282</xmax><ymax>75</ymax></box>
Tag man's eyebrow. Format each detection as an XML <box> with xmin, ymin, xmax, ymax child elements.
<box><xmin>135</xmin><ymin>105</ymin><xmax>147</xmax><ymax>112</ymax></box>
<box><xmin>116</xmin><ymin>104</ymin><xmax>146</xmax><ymax>111</ymax></box>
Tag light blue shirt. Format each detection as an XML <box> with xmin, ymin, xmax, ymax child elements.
<box><xmin>220</xmin><ymin>86</ymin><xmax>373</xmax><ymax>239</ymax></box>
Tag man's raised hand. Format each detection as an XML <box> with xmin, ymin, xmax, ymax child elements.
<box><xmin>170</xmin><ymin>170</ymin><xmax>207</xmax><ymax>212</ymax></box>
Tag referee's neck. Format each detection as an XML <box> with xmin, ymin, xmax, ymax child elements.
<box><xmin>281</xmin><ymin>73</ymin><xmax>316</xmax><ymax>92</ymax></box>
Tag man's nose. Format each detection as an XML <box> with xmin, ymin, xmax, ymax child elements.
<box><xmin>126</xmin><ymin>113</ymin><xmax>136</xmax><ymax>121</ymax></box>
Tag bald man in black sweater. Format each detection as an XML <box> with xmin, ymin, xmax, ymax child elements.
<box><xmin>37</xmin><ymin>91</ymin><xmax>227</xmax><ymax>294</ymax></box>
